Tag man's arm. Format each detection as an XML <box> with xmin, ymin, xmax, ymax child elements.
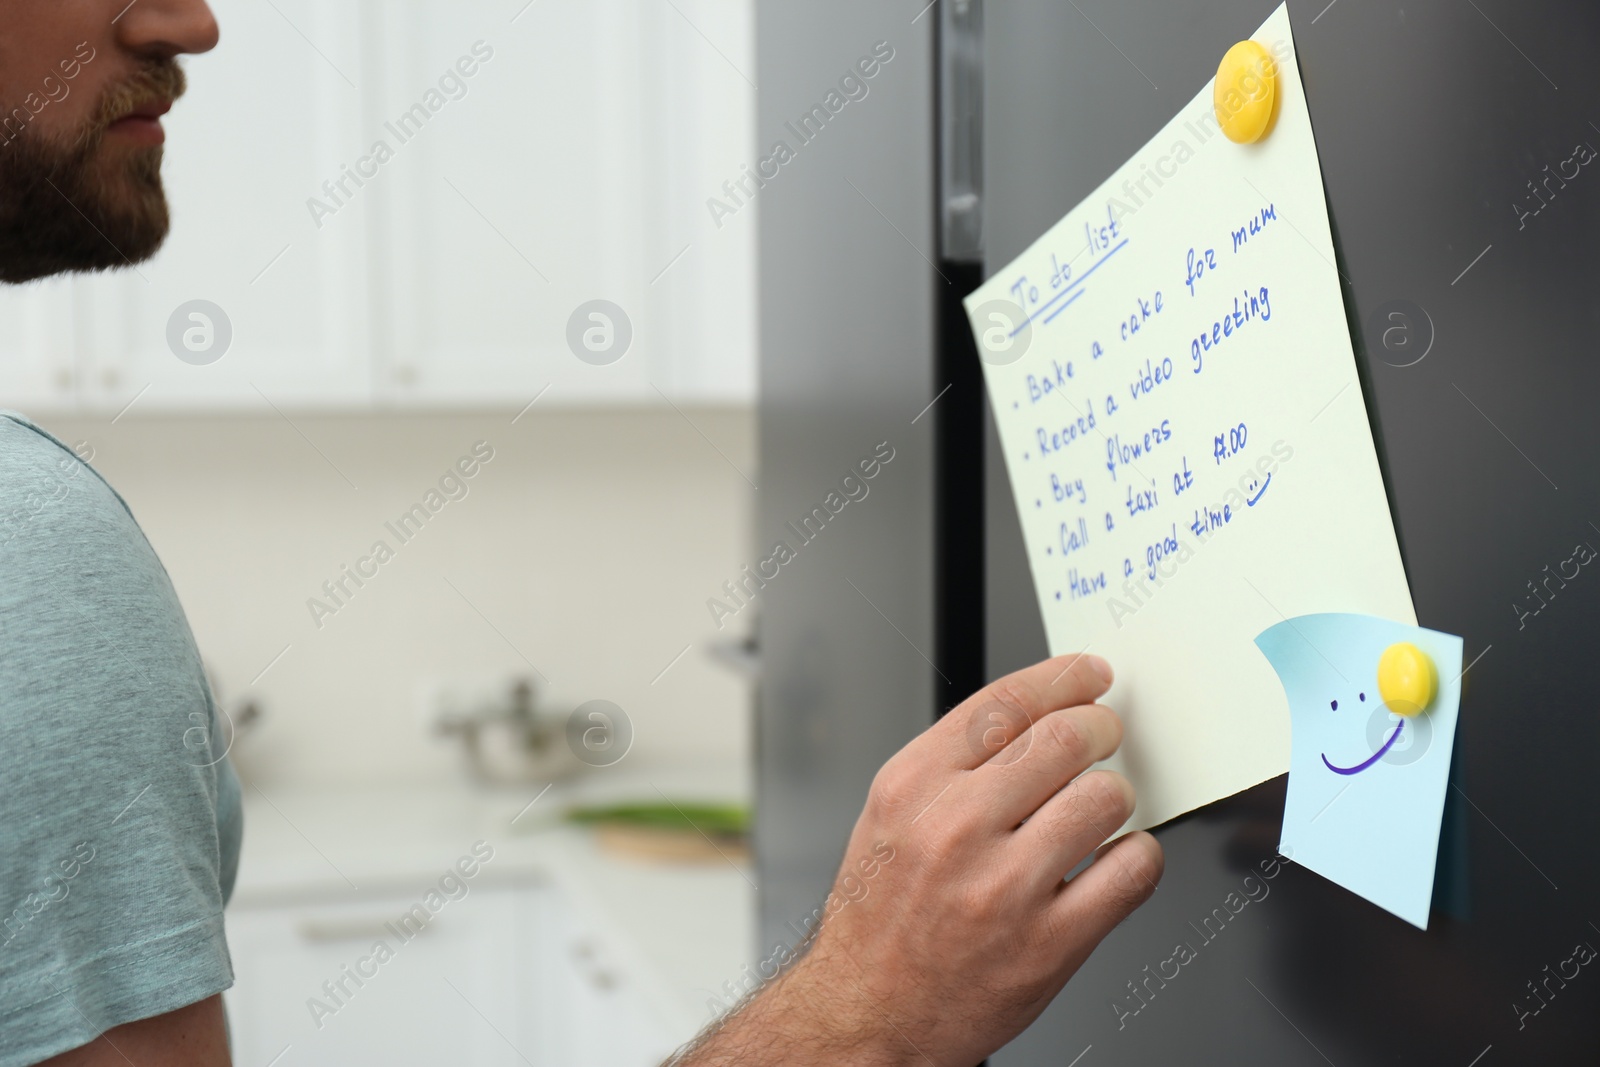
<box><xmin>0</xmin><ymin>414</ymin><xmax>239</xmax><ymax>1067</ymax></box>
<box><xmin>34</xmin><ymin>996</ymin><xmax>229</xmax><ymax>1067</ymax></box>
<box><xmin>673</xmin><ymin>653</ymin><xmax>1163</xmax><ymax>1067</ymax></box>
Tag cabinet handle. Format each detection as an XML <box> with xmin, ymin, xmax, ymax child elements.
<box><xmin>570</xmin><ymin>938</ymin><xmax>621</xmax><ymax>991</ymax></box>
<box><xmin>297</xmin><ymin>918</ymin><xmax>427</xmax><ymax>943</ymax></box>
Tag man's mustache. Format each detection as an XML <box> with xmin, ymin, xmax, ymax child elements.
<box><xmin>83</xmin><ymin>59</ymin><xmax>186</xmax><ymax>141</ymax></box>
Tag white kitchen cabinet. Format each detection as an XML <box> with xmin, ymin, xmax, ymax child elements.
<box><xmin>224</xmin><ymin>884</ymin><xmax>535</xmax><ymax>1066</ymax></box>
<box><xmin>368</xmin><ymin>0</ymin><xmax>646</xmax><ymax>407</ymax></box>
<box><xmin>545</xmin><ymin>898</ymin><xmax>679</xmax><ymax>1065</ymax></box>
<box><xmin>0</xmin><ymin>0</ymin><xmax>754</xmax><ymax>415</ymax></box>
<box><xmin>0</xmin><ymin>274</ymin><xmax>79</xmax><ymax>411</ymax></box>
<box><xmin>368</xmin><ymin>0</ymin><xmax>756</xmax><ymax>409</ymax></box>
<box><xmin>224</xmin><ymin>880</ymin><xmax>677</xmax><ymax>1067</ymax></box>
<box><xmin>83</xmin><ymin>0</ymin><xmax>375</xmax><ymax>414</ymax></box>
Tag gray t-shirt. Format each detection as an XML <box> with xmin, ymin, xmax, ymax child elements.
<box><xmin>0</xmin><ymin>411</ymin><xmax>242</xmax><ymax>1065</ymax></box>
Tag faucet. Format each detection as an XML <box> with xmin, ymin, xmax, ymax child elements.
<box><xmin>433</xmin><ymin>677</ymin><xmax>575</xmax><ymax>785</ymax></box>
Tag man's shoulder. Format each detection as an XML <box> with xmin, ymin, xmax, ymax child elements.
<box><xmin>0</xmin><ymin>410</ymin><xmax>200</xmax><ymax>694</ymax></box>
<box><xmin>0</xmin><ymin>409</ymin><xmax>91</xmax><ymax>466</ymax></box>
<box><xmin>0</xmin><ymin>409</ymin><xmax>147</xmax><ymax>557</ymax></box>
<box><xmin>0</xmin><ymin>406</ymin><xmax>120</xmax><ymax>481</ymax></box>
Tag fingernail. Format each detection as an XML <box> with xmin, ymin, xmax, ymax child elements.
<box><xmin>1084</xmin><ymin>654</ymin><xmax>1113</xmax><ymax>684</ymax></box>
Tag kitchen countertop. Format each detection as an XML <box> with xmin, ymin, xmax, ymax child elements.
<box><xmin>230</xmin><ymin>765</ymin><xmax>755</xmax><ymax>1042</ymax></box>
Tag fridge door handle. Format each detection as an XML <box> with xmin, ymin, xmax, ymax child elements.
<box><xmin>939</xmin><ymin>0</ymin><xmax>984</xmax><ymax>264</ymax></box>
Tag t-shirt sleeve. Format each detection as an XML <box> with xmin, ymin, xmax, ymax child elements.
<box><xmin>0</xmin><ymin>415</ymin><xmax>236</xmax><ymax>1066</ymax></box>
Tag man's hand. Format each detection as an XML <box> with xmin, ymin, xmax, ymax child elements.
<box><xmin>675</xmin><ymin>653</ymin><xmax>1163</xmax><ymax>1067</ymax></box>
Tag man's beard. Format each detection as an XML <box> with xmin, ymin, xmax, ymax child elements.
<box><xmin>0</xmin><ymin>59</ymin><xmax>186</xmax><ymax>284</ymax></box>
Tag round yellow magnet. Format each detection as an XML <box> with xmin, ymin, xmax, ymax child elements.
<box><xmin>1378</xmin><ymin>642</ymin><xmax>1436</xmax><ymax>717</ymax></box>
<box><xmin>1213</xmin><ymin>40</ymin><xmax>1277</xmax><ymax>144</ymax></box>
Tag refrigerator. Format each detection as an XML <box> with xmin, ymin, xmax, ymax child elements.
<box><xmin>755</xmin><ymin>1</ymin><xmax>1600</xmax><ymax>1062</ymax></box>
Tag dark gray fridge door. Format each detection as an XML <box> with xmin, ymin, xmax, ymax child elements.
<box><xmin>986</xmin><ymin>1</ymin><xmax>1600</xmax><ymax>1064</ymax></box>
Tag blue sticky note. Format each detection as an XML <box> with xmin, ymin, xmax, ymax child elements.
<box><xmin>1255</xmin><ymin>614</ymin><xmax>1463</xmax><ymax>929</ymax></box>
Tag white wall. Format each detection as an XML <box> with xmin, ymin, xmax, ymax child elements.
<box><xmin>36</xmin><ymin>407</ymin><xmax>756</xmax><ymax>789</ymax></box>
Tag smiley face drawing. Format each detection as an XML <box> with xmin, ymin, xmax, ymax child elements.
<box><xmin>1255</xmin><ymin>614</ymin><xmax>1463</xmax><ymax>929</ymax></box>
<box><xmin>1319</xmin><ymin>691</ymin><xmax>1392</xmax><ymax>774</ymax></box>
<box><xmin>1318</xmin><ymin>670</ymin><xmax>1436</xmax><ymax>775</ymax></box>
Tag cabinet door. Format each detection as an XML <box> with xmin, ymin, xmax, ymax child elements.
<box><xmin>79</xmin><ymin>0</ymin><xmax>373</xmax><ymax>413</ymax></box>
<box><xmin>628</xmin><ymin>0</ymin><xmax>757</xmax><ymax>406</ymax></box>
<box><xmin>367</xmin><ymin>0</ymin><xmax>640</xmax><ymax>408</ymax></box>
<box><xmin>0</xmin><ymin>274</ymin><xmax>80</xmax><ymax>412</ymax></box>
<box><xmin>224</xmin><ymin>885</ymin><xmax>539</xmax><ymax>1067</ymax></box>
<box><xmin>544</xmin><ymin>895</ymin><xmax>679</xmax><ymax>1066</ymax></box>
<box><xmin>369</xmin><ymin>0</ymin><xmax>755</xmax><ymax>409</ymax></box>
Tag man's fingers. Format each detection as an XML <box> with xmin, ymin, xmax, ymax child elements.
<box><xmin>1050</xmin><ymin>831</ymin><xmax>1164</xmax><ymax>961</ymax></box>
<box><xmin>916</xmin><ymin>652</ymin><xmax>1114</xmax><ymax>771</ymax></box>
<box><xmin>861</xmin><ymin>653</ymin><xmax>1113</xmax><ymax>835</ymax></box>
<box><xmin>971</xmin><ymin>706</ymin><xmax>1124</xmax><ymax>829</ymax></box>
<box><xmin>1011</xmin><ymin>769</ymin><xmax>1135</xmax><ymax>887</ymax></box>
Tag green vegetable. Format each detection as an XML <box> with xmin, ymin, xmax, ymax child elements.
<box><xmin>563</xmin><ymin>801</ymin><xmax>749</xmax><ymax>835</ymax></box>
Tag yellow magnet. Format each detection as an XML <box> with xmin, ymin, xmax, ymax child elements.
<box><xmin>1378</xmin><ymin>642</ymin><xmax>1436</xmax><ymax>717</ymax></box>
<box><xmin>1213</xmin><ymin>40</ymin><xmax>1277</xmax><ymax>144</ymax></box>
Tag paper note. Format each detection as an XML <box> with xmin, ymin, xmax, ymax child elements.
<box><xmin>963</xmin><ymin>3</ymin><xmax>1414</xmax><ymax>831</ymax></box>
<box><xmin>1255</xmin><ymin>614</ymin><xmax>1463</xmax><ymax>928</ymax></box>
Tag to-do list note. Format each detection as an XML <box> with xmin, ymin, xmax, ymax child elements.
<box><xmin>964</xmin><ymin>4</ymin><xmax>1414</xmax><ymax>832</ymax></box>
